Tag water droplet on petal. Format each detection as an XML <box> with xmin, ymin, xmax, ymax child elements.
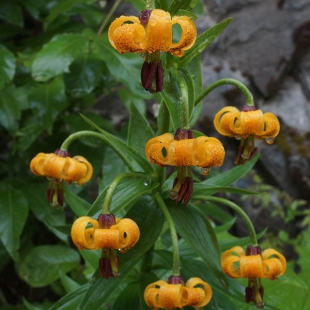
<box><xmin>265</xmin><ymin>137</ymin><xmax>275</xmax><ymax>145</ymax></box>
<box><xmin>234</xmin><ymin>135</ymin><xmax>242</xmax><ymax>140</ymax></box>
<box><xmin>202</xmin><ymin>167</ymin><xmax>210</xmax><ymax>176</ymax></box>
<box><xmin>149</xmin><ymin>19</ymin><xmax>157</xmax><ymax>26</ymax></box>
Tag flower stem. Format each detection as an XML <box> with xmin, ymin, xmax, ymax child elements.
<box><xmin>195</xmin><ymin>78</ymin><xmax>254</xmax><ymax>107</ymax></box>
<box><xmin>145</xmin><ymin>0</ymin><xmax>156</xmax><ymax>10</ymax></box>
<box><xmin>194</xmin><ymin>195</ymin><xmax>258</xmax><ymax>245</ymax></box>
<box><xmin>97</xmin><ymin>0</ymin><xmax>123</xmax><ymax>36</ymax></box>
<box><xmin>59</xmin><ymin>130</ymin><xmax>136</xmax><ymax>172</ymax></box>
<box><xmin>102</xmin><ymin>173</ymin><xmax>149</xmax><ymax>214</ymax></box>
<box><xmin>154</xmin><ymin>193</ymin><xmax>180</xmax><ymax>276</ymax></box>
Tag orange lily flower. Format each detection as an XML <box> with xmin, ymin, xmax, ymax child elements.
<box><xmin>144</xmin><ymin>276</ymin><xmax>212</xmax><ymax>310</ymax></box>
<box><xmin>108</xmin><ymin>9</ymin><xmax>196</xmax><ymax>93</ymax></box>
<box><xmin>221</xmin><ymin>245</ymin><xmax>286</xmax><ymax>307</ymax></box>
<box><xmin>213</xmin><ymin>105</ymin><xmax>280</xmax><ymax>164</ymax></box>
<box><xmin>71</xmin><ymin>214</ymin><xmax>140</xmax><ymax>279</ymax></box>
<box><xmin>108</xmin><ymin>9</ymin><xmax>196</xmax><ymax>57</ymax></box>
<box><xmin>145</xmin><ymin>128</ymin><xmax>225</xmax><ymax>205</ymax></box>
<box><xmin>30</xmin><ymin>150</ymin><xmax>93</xmax><ymax>207</ymax></box>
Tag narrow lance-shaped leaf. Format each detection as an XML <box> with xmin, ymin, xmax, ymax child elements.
<box><xmin>80</xmin><ymin>114</ymin><xmax>154</xmax><ymax>174</ymax></box>
<box><xmin>168</xmin><ymin>202</ymin><xmax>227</xmax><ymax>285</ymax></box>
<box><xmin>177</xmin><ymin>18</ymin><xmax>233</xmax><ymax>68</ymax></box>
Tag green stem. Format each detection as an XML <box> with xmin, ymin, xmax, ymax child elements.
<box><xmin>59</xmin><ymin>130</ymin><xmax>136</xmax><ymax>172</ymax></box>
<box><xmin>195</xmin><ymin>78</ymin><xmax>254</xmax><ymax>107</ymax></box>
<box><xmin>194</xmin><ymin>195</ymin><xmax>258</xmax><ymax>246</ymax></box>
<box><xmin>97</xmin><ymin>0</ymin><xmax>122</xmax><ymax>36</ymax></box>
<box><xmin>155</xmin><ymin>193</ymin><xmax>180</xmax><ymax>276</ymax></box>
<box><xmin>102</xmin><ymin>172</ymin><xmax>151</xmax><ymax>214</ymax></box>
<box><xmin>145</xmin><ymin>0</ymin><xmax>156</xmax><ymax>9</ymax></box>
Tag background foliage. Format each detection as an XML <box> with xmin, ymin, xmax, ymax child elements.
<box><xmin>1</xmin><ymin>0</ymin><xmax>310</xmax><ymax>309</ymax></box>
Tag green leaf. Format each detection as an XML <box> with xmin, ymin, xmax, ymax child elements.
<box><xmin>59</xmin><ymin>270</ymin><xmax>81</xmax><ymax>294</ymax></box>
<box><xmin>87</xmin><ymin>176</ymin><xmax>159</xmax><ymax>217</ymax></box>
<box><xmin>26</xmin><ymin>183</ymin><xmax>68</xmax><ymax>242</ymax></box>
<box><xmin>113</xmin><ymin>282</ymin><xmax>140</xmax><ymax>310</ymax></box>
<box><xmin>0</xmin><ymin>1</ymin><xmax>23</xmax><ymax>27</ymax></box>
<box><xmin>0</xmin><ymin>187</ymin><xmax>28</xmax><ymax>261</ymax></box>
<box><xmin>32</xmin><ymin>33</ymin><xmax>89</xmax><ymax>81</ymax></box>
<box><xmin>79</xmin><ymin>196</ymin><xmax>164</xmax><ymax>309</ymax></box>
<box><xmin>168</xmin><ymin>202</ymin><xmax>226</xmax><ymax>284</ymax></box>
<box><xmin>169</xmin><ymin>0</ymin><xmax>193</xmax><ymax>15</ymax></box>
<box><xmin>160</xmin><ymin>70</ymin><xmax>183</xmax><ymax>130</ymax></box>
<box><xmin>48</xmin><ymin>285</ymin><xmax>88</xmax><ymax>310</ymax></box>
<box><xmin>64</xmin><ymin>57</ymin><xmax>102</xmax><ymax>97</ymax></box>
<box><xmin>128</xmin><ymin>102</ymin><xmax>154</xmax><ymax>156</ymax></box>
<box><xmin>45</xmin><ymin>0</ymin><xmax>94</xmax><ymax>25</ymax></box>
<box><xmin>80</xmin><ymin>114</ymin><xmax>154</xmax><ymax>174</ymax></box>
<box><xmin>263</xmin><ymin>269</ymin><xmax>310</xmax><ymax>310</ymax></box>
<box><xmin>65</xmin><ymin>187</ymin><xmax>91</xmax><ymax>217</ymax></box>
<box><xmin>18</xmin><ymin>245</ymin><xmax>80</xmax><ymax>287</ymax></box>
<box><xmin>0</xmin><ymin>46</ymin><xmax>15</xmax><ymax>89</ymax></box>
<box><xmin>0</xmin><ymin>84</ymin><xmax>21</xmax><ymax>133</ymax></box>
<box><xmin>21</xmin><ymin>0</ymin><xmax>44</xmax><ymax>20</ymax></box>
<box><xmin>23</xmin><ymin>298</ymin><xmax>44</xmax><ymax>310</ymax></box>
<box><xmin>177</xmin><ymin>18</ymin><xmax>233</xmax><ymax>67</ymax></box>
<box><xmin>17</xmin><ymin>77</ymin><xmax>68</xmax><ymax>150</ymax></box>
<box><xmin>193</xmin><ymin>154</ymin><xmax>259</xmax><ymax>196</ymax></box>
<box><xmin>94</xmin><ymin>35</ymin><xmax>148</xmax><ymax>96</ymax></box>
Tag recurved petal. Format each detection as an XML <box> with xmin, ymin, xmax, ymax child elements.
<box><xmin>72</xmin><ymin>156</ymin><xmax>93</xmax><ymax>185</ymax></box>
<box><xmin>213</xmin><ymin>106</ymin><xmax>240</xmax><ymax>136</ymax></box>
<box><xmin>168</xmin><ymin>139</ymin><xmax>196</xmax><ymax>166</ymax></box>
<box><xmin>112</xmin><ymin>218</ymin><xmax>140</xmax><ymax>251</ymax></box>
<box><xmin>240</xmin><ymin>254</ymin><xmax>264</xmax><ymax>278</ymax></box>
<box><xmin>30</xmin><ymin>153</ymin><xmax>48</xmax><ymax>176</ymax></box>
<box><xmin>144</xmin><ymin>280</ymin><xmax>168</xmax><ymax>309</ymax></box>
<box><xmin>170</xmin><ymin>16</ymin><xmax>197</xmax><ymax>57</ymax></box>
<box><xmin>262</xmin><ymin>249</ymin><xmax>286</xmax><ymax>279</ymax></box>
<box><xmin>185</xmin><ymin>277</ymin><xmax>212</xmax><ymax>307</ymax></box>
<box><xmin>71</xmin><ymin>216</ymin><xmax>99</xmax><ymax>250</ymax></box>
<box><xmin>145</xmin><ymin>133</ymin><xmax>174</xmax><ymax>166</ymax></box>
<box><xmin>259</xmin><ymin>112</ymin><xmax>280</xmax><ymax>139</ymax></box>
<box><xmin>221</xmin><ymin>255</ymin><xmax>242</xmax><ymax>278</ymax></box>
<box><xmin>108</xmin><ymin>16</ymin><xmax>145</xmax><ymax>53</ymax></box>
<box><xmin>144</xmin><ymin>9</ymin><xmax>172</xmax><ymax>53</ymax></box>
<box><xmin>195</xmin><ymin>136</ymin><xmax>225</xmax><ymax>167</ymax></box>
<box><xmin>157</xmin><ymin>283</ymin><xmax>188</xmax><ymax>309</ymax></box>
<box><xmin>221</xmin><ymin>246</ymin><xmax>244</xmax><ymax>265</ymax></box>
<box><xmin>93</xmin><ymin>229</ymin><xmax>120</xmax><ymax>249</ymax></box>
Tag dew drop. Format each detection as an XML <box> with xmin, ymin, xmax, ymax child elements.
<box><xmin>144</xmin><ymin>177</ymin><xmax>152</xmax><ymax>186</ymax></box>
<box><xmin>265</xmin><ymin>137</ymin><xmax>275</xmax><ymax>145</ymax></box>
<box><xmin>149</xmin><ymin>19</ymin><xmax>157</xmax><ymax>26</ymax></box>
<box><xmin>202</xmin><ymin>167</ymin><xmax>210</xmax><ymax>176</ymax></box>
<box><xmin>234</xmin><ymin>135</ymin><xmax>242</xmax><ymax>140</ymax></box>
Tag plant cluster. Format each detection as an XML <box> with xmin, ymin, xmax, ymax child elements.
<box><xmin>1</xmin><ymin>0</ymin><xmax>310</xmax><ymax>310</ymax></box>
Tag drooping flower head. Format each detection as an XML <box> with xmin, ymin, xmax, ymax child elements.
<box><xmin>71</xmin><ymin>214</ymin><xmax>140</xmax><ymax>279</ymax></box>
<box><xmin>144</xmin><ymin>275</ymin><xmax>212</xmax><ymax>309</ymax></box>
<box><xmin>214</xmin><ymin>105</ymin><xmax>280</xmax><ymax>165</ymax></box>
<box><xmin>30</xmin><ymin>150</ymin><xmax>93</xmax><ymax>207</ymax></box>
<box><xmin>108</xmin><ymin>9</ymin><xmax>197</xmax><ymax>92</ymax></box>
<box><xmin>221</xmin><ymin>245</ymin><xmax>286</xmax><ymax>308</ymax></box>
<box><xmin>145</xmin><ymin>128</ymin><xmax>225</xmax><ymax>204</ymax></box>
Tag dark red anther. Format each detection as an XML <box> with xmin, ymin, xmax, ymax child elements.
<box><xmin>139</xmin><ymin>10</ymin><xmax>152</xmax><ymax>25</ymax></box>
<box><xmin>156</xmin><ymin>60</ymin><xmax>164</xmax><ymax>92</ymax></box>
<box><xmin>144</xmin><ymin>61</ymin><xmax>157</xmax><ymax>91</ymax></box>
<box><xmin>245</xmin><ymin>286</ymin><xmax>255</xmax><ymax>303</ymax></box>
<box><xmin>141</xmin><ymin>61</ymin><xmax>151</xmax><ymax>89</ymax></box>
<box><xmin>168</xmin><ymin>275</ymin><xmax>185</xmax><ymax>285</ymax></box>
